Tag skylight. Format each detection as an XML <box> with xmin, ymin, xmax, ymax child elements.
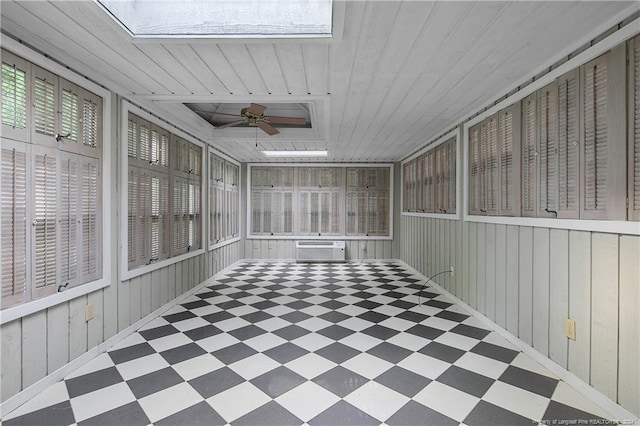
<box><xmin>97</xmin><ymin>0</ymin><xmax>333</xmax><ymax>38</ymax></box>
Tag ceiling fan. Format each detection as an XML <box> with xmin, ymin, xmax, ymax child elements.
<box><xmin>209</xmin><ymin>103</ymin><xmax>306</xmax><ymax>135</ymax></box>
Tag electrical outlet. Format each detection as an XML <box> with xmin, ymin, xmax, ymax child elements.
<box><xmin>268</xmin><ymin>241</ymin><xmax>273</xmax><ymax>250</ymax></box>
<box><xmin>85</xmin><ymin>304</ymin><xmax>95</xmax><ymax>322</ymax></box>
<box><xmin>253</xmin><ymin>241</ymin><xmax>259</xmax><ymax>250</ymax></box>
<box><xmin>450</xmin><ymin>266</ymin><xmax>454</xmax><ymax>276</ymax></box>
<box><xmin>565</xmin><ymin>318</ymin><xmax>576</xmax><ymax>340</ymax></box>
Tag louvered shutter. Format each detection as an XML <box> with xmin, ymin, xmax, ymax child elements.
<box><xmin>630</xmin><ymin>35</ymin><xmax>640</xmax><ymax>221</ymax></box>
<box><xmin>426</xmin><ymin>150</ymin><xmax>435</xmax><ymax>213</ymax></box>
<box><xmin>1</xmin><ymin>51</ymin><xmax>29</xmax><ymax>142</ymax></box>
<box><xmin>139</xmin><ymin>119</ymin><xmax>151</xmax><ymax>163</ymax></box>
<box><xmin>128</xmin><ymin>167</ymin><xmax>139</xmax><ymax>267</ymax></box>
<box><xmin>499</xmin><ymin>104</ymin><xmax>520</xmax><ymax>216</ymax></box>
<box><xmin>59</xmin><ymin>79</ymin><xmax>79</xmax><ymax>145</ymax></box>
<box><xmin>33</xmin><ymin>148</ymin><xmax>58</xmax><ymax>300</ymax></box>
<box><xmin>60</xmin><ymin>154</ymin><xmax>79</xmax><ymax>287</ymax></box>
<box><xmin>138</xmin><ymin>170</ymin><xmax>152</xmax><ymax>262</ymax></box>
<box><xmin>346</xmin><ymin>189</ymin><xmax>358</xmax><ymax>235</ymax></box>
<box><xmin>283</xmin><ymin>191</ymin><xmax>293</xmax><ymax>234</ymax></box>
<box><xmin>557</xmin><ymin>70</ymin><xmax>580</xmax><ymax>218</ymax></box>
<box><xmin>80</xmin><ymin>157</ymin><xmax>100</xmax><ymax>280</ymax></box>
<box><xmin>580</xmin><ymin>47</ymin><xmax>626</xmax><ymax>220</ymax></box>
<box><xmin>468</xmin><ymin>123</ymin><xmax>482</xmax><ymax>214</ymax></box>
<box><xmin>150</xmin><ymin>124</ymin><xmax>169</xmax><ymax>166</ymax></box>
<box><xmin>251</xmin><ymin>191</ymin><xmax>262</xmax><ymax>234</ymax></box>
<box><xmin>81</xmin><ymin>89</ymin><xmax>101</xmax><ymax>150</ymax></box>
<box><xmin>189</xmin><ymin>182</ymin><xmax>201</xmax><ymax>250</ymax></box>
<box><xmin>262</xmin><ymin>191</ymin><xmax>272</xmax><ymax>235</ymax></box>
<box><xmin>415</xmin><ymin>155</ymin><xmax>424</xmax><ymax>211</ymax></box>
<box><xmin>521</xmin><ymin>93</ymin><xmax>537</xmax><ymax>217</ymax></box>
<box><xmin>150</xmin><ymin>175</ymin><xmax>161</xmax><ymax>262</ymax></box>
<box><xmin>485</xmin><ymin>115</ymin><xmax>499</xmax><ymax>215</ymax></box>
<box><xmin>537</xmin><ymin>82</ymin><xmax>558</xmax><ymax>218</ymax></box>
<box><xmin>173</xmin><ymin>177</ymin><xmax>186</xmax><ymax>254</ymax></box>
<box><xmin>128</xmin><ymin>114</ymin><xmax>138</xmax><ymax>159</ymax></box>
<box><xmin>402</xmin><ymin>163</ymin><xmax>410</xmax><ymax>211</ymax></box>
<box><xmin>1</xmin><ymin>142</ymin><xmax>28</xmax><ymax>308</ymax></box>
<box><xmin>31</xmin><ymin>66</ymin><xmax>57</xmax><ymax>146</ymax></box>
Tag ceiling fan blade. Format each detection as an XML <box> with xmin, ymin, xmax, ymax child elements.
<box><xmin>215</xmin><ymin>120</ymin><xmax>244</xmax><ymax>129</ymax></box>
<box><xmin>266</xmin><ymin>116</ymin><xmax>306</xmax><ymax>125</ymax></box>
<box><xmin>257</xmin><ymin>121</ymin><xmax>279</xmax><ymax>136</ymax></box>
<box><xmin>247</xmin><ymin>103</ymin><xmax>267</xmax><ymax>116</ymax></box>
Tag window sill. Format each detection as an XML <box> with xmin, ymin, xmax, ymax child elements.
<box><xmin>464</xmin><ymin>214</ymin><xmax>640</xmax><ymax>235</ymax></box>
<box><xmin>209</xmin><ymin>236</ymin><xmax>241</xmax><ymax>251</ymax></box>
<box><xmin>0</xmin><ymin>278</ymin><xmax>111</xmax><ymax>325</ymax></box>
<box><xmin>401</xmin><ymin>211</ymin><xmax>460</xmax><ymax>220</ymax></box>
<box><xmin>247</xmin><ymin>235</ymin><xmax>394</xmax><ymax>240</ymax></box>
<box><xmin>122</xmin><ymin>248</ymin><xmax>206</xmax><ymax>281</ymax></box>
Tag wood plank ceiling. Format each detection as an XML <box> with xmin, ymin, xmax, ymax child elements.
<box><xmin>1</xmin><ymin>1</ymin><xmax>638</xmax><ymax>162</ymax></box>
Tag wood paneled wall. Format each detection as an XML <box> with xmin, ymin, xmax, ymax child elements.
<box><xmin>400</xmin><ymin>215</ymin><xmax>640</xmax><ymax>417</ymax></box>
<box><xmin>0</xmin><ymin>241</ymin><xmax>241</xmax><ymax>403</ymax></box>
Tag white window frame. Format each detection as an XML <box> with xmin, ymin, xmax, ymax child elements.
<box><xmin>0</xmin><ymin>38</ymin><xmax>112</xmax><ymax>325</ymax></box>
<box><xmin>208</xmin><ymin>147</ymin><xmax>241</xmax><ymax>250</ymax></box>
<box><xmin>461</xmin><ymin>17</ymin><xmax>640</xmax><ymax>236</ymax></box>
<box><xmin>401</xmin><ymin>128</ymin><xmax>462</xmax><ymax>221</ymax></box>
<box><xmin>120</xmin><ymin>101</ymin><xmax>205</xmax><ymax>280</ymax></box>
<box><xmin>247</xmin><ymin>163</ymin><xmax>394</xmax><ymax>240</ymax></box>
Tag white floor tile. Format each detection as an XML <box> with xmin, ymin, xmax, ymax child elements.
<box><xmin>482</xmin><ymin>381</ymin><xmax>550</xmax><ymax>421</ymax></box>
<box><xmin>453</xmin><ymin>352</ymin><xmax>509</xmax><ymax>379</ymax></box>
<box><xmin>386</xmin><ymin>333</ymin><xmax>430</xmax><ymax>351</ymax></box>
<box><xmin>421</xmin><ymin>316</ymin><xmax>458</xmax><ymax>331</ymax></box>
<box><xmin>227</xmin><ymin>305</ymin><xmax>258</xmax><ymax>316</ymax></box>
<box><xmin>341</xmin><ymin>353</ymin><xmax>393</xmax><ymax>379</ymax></box>
<box><xmin>397</xmin><ymin>353</ymin><xmax>450</xmax><ymax>380</ymax></box>
<box><xmin>292</xmin><ymin>332</ymin><xmax>334</xmax><ymax>352</ymax></box>
<box><xmin>434</xmin><ymin>332</ymin><xmax>479</xmax><ymax>351</ymax></box>
<box><xmin>115</xmin><ymin>353</ymin><xmax>171</xmax><ymax>381</ymax></box>
<box><xmin>108</xmin><ymin>333</ymin><xmax>147</xmax><ymax>351</ymax></box>
<box><xmin>70</xmin><ymin>382</ymin><xmax>136</xmax><ymax>422</ymax></box>
<box><xmin>138</xmin><ymin>382</ymin><xmax>203</xmax><ymax>423</ymax></box>
<box><xmin>338</xmin><ymin>333</ymin><xmax>382</xmax><ymax>352</ymax></box>
<box><xmin>195</xmin><ymin>333</ymin><xmax>240</xmax><ymax>353</ymax></box>
<box><xmin>138</xmin><ymin>317</ymin><xmax>170</xmax><ymax>331</ymax></box>
<box><xmin>297</xmin><ymin>317</ymin><xmax>333</xmax><ymax>332</ymax></box>
<box><xmin>510</xmin><ymin>353</ymin><xmax>558</xmax><ymax>379</ymax></box>
<box><xmin>285</xmin><ymin>353</ymin><xmax>337</xmax><ymax>379</ymax></box>
<box><xmin>345</xmin><ymin>381</ymin><xmax>410</xmax><ymax>422</ymax></box>
<box><xmin>214</xmin><ymin>317</ymin><xmax>251</xmax><ymax>332</ymax></box>
<box><xmin>336</xmin><ymin>317</ymin><xmax>372</xmax><ymax>332</ymax></box>
<box><xmin>482</xmin><ymin>332</ymin><xmax>518</xmax><ymax>350</ymax></box>
<box><xmin>276</xmin><ymin>381</ymin><xmax>340</xmax><ymax>422</ymax></box>
<box><xmin>65</xmin><ymin>353</ymin><xmax>115</xmax><ymax>379</ymax></box>
<box><xmin>299</xmin><ymin>305</ymin><xmax>331</xmax><ymax>316</ymax></box>
<box><xmin>372</xmin><ymin>305</ymin><xmax>404</xmax><ymax>317</ymax></box>
<box><xmin>228</xmin><ymin>353</ymin><xmax>281</xmax><ymax>380</ymax></box>
<box><xmin>379</xmin><ymin>316</ymin><xmax>415</xmax><ymax>332</ymax></box>
<box><xmin>413</xmin><ymin>381</ymin><xmax>479</xmax><ymax>422</ymax></box>
<box><xmin>244</xmin><ymin>333</ymin><xmax>288</xmax><ymax>352</ymax></box>
<box><xmin>255</xmin><ymin>317</ymin><xmax>290</xmax><ymax>332</ymax></box>
<box><xmin>206</xmin><ymin>382</ymin><xmax>270</xmax><ymax>422</ymax></box>
<box><xmin>172</xmin><ymin>354</ymin><xmax>225</xmax><ymax>381</ymax></box>
<box><xmin>336</xmin><ymin>305</ymin><xmax>368</xmax><ymax>317</ymax></box>
<box><xmin>146</xmin><ymin>333</ymin><xmax>192</xmax><ymax>353</ymax></box>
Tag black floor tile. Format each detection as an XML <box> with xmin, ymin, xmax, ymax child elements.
<box><xmin>263</xmin><ymin>342</ymin><xmax>309</xmax><ymax>364</ymax></box>
<box><xmin>163</xmin><ymin>311</ymin><xmax>197</xmax><ymax>323</ymax></box>
<box><xmin>250</xmin><ymin>366</ymin><xmax>306</xmax><ymax>398</ymax></box>
<box><xmin>232</xmin><ymin>401</ymin><xmax>302</xmax><ymax>426</ymax></box>
<box><xmin>357</xmin><ymin>311</ymin><xmax>390</xmax><ymax>323</ymax></box>
<box><xmin>156</xmin><ymin>401</ymin><xmax>225</xmax><ymax>426</ymax></box>
<box><xmin>211</xmin><ymin>343</ymin><xmax>258</xmax><ymax>364</ymax></box>
<box><xmin>464</xmin><ymin>400</ymin><xmax>532</xmax><ymax>426</ymax></box>
<box><xmin>405</xmin><ymin>324</ymin><xmax>446</xmax><ymax>340</ymax></box>
<box><xmin>79</xmin><ymin>401</ymin><xmax>149</xmax><ymax>426</ymax></box>
<box><xmin>499</xmin><ymin>366</ymin><xmax>559</xmax><ymax>398</ymax></box>
<box><xmin>471</xmin><ymin>341</ymin><xmax>519</xmax><ymax>363</ymax></box>
<box><xmin>109</xmin><ymin>342</ymin><xmax>156</xmax><ymax>364</ymax></box>
<box><xmin>188</xmin><ymin>367</ymin><xmax>245</xmax><ymax>398</ymax></box>
<box><xmin>312</xmin><ymin>366</ymin><xmax>368</xmax><ymax>397</ymax></box>
<box><xmin>450</xmin><ymin>324</ymin><xmax>491</xmax><ymax>340</ymax></box>
<box><xmin>360</xmin><ymin>324</ymin><xmax>399</xmax><ymax>340</ymax></box>
<box><xmin>3</xmin><ymin>401</ymin><xmax>75</xmax><ymax>426</ymax></box>
<box><xmin>386</xmin><ymin>400</ymin><xmax>457</xmax><ymax>426</ymax></box>
<box><xmin>317</xmin><ymin>325</ymin><xmax>355</xmax><ymax>341</ymax></box>
<box><xmin>183</xmin><ymin>324</ymin><xmax>223</xmax><ymax>341</ymax></box>
<box><xmin>66</xmin><ymin>366</ymin><xmax>124</xmax><ymax>398</ymax></box>
<box><xmin>542</xmin><ymin>401</ymin><xmax>609</xmax><ymax>424</ymax></box>
<box><xmin>228</xmin><ymin>324</ymin><xmax>268</xmax><ymax>340</ymax></box>
<box><xmin>308</xmin><ymin>400</ymin><xmax>379</xmax><ymax>426</ymax></box>
<box><xmin>366</xmin><ymin>342</ymin><xmax>411</xmax><ymax>364</ymax></box>
<box><xmin>395</xmin><ymin>311</ymin><xmax>429</xmax><ymax>323</ymax></box>
<box><xmin>139</xmin><ymin>324</ymin><xmax>180</xmax><ymax>341</ymax></box>
<box><xmin>160</xmin><ymin>342</ymin><xmax>207</xmax><ymax>364</ymax></box>
<box><xmin>273</xmin><ymin>325</ymin><xmax>310</xmax><ymax>341</ymax></box>
<box><xmin>418</xmin><ymin>342</ymin><xmax>465</xmax><ymax>363</ymax></box>
<box><xmin>435</xmin><ymin>310</ymin><xmax>470</xmax><ymax>323</ymax></box>
<box><xmin>374</xmin><ymin>367</ymin><xmax>431</xmax><ymax>397</ymax></box>
<box><xmin>181</xmin><ymin>300</ymin><xmax>211</xmax><ymax>310</ymax></box>
<box><xmin>201</xmin><ymin>311</ymin><xmax>235</xmax><ymax>323</ymax></box>
<box><xmin>126</xmin><ymin>367</ymin><xmax>184</xmax><ymax>399</ymax></box>
<box><xmin>436</xmin><ymin>365</ymin><xmax>495</xmax><ymax>398</ymax></box>
<box><xmin>315</xmin><ymin>342</ymin><xmax>361</xmax><ymax>364</ymax></box>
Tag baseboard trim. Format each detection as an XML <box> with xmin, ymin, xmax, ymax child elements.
<box><xmin>0</xmin><ymin>261</ymin><xmax>240</xmax><ymax>418</ymax></box>
<box><xmin>397</xmin><ymin>260</ymin><xmax>639</xmax><ymax>424</ymax></box>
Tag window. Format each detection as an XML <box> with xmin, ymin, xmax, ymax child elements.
<box><xmin>346</xmin><ymin>167</ymin><xmax>390</xmax><ymax>236</ymax></box>
<box><xmin>403</xmin><ymin>136</ymin><xmax>457</xmax><ymax>215</ymax></box>
<box><xmin>249</xmin><ymin>165</ymin><xmax>392</xmax><ymax>238</ymax></box>
<box><xmin>127</xmin><ymin>112</ymin><xmax>203</xmax><ymax>271</ymax></box>
<box><xmin>1</xmin><ymin>50</ymin><xmax>103</xmax><ymax>309</ymax></box>
<box><xmin>209</xmin><ymin>151</ymin><xmax>239</xmax><ymax>246</ymax></box>
<box><xmin>467</xmin><ymin>41</ymin><xmax>634</xmax><ymax>222</ymax></box>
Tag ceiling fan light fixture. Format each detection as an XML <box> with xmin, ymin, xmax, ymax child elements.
<box><xmin>262</xmin><ymin>150</ymin><xmax>328</xmax><ymax>158</ymax></box>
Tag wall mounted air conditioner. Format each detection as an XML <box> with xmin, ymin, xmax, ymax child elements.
<box><xmin>295</xmin><ymin>241</ymin><xmax>346</xmax><ymax>262</ymax></box>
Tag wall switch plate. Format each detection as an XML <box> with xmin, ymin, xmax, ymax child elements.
<box><xmin>85</xmin><ymin>304</ymin><xmax>95</xmax><ymax>322</ymax></box>
<box><xmin>565</xmin><ymin>318</ymin><xmax>576</xmax><ymax>340</ymax></box>
<box><xmin>450</xmin><ymin>266</ymin><xmax>454</xmax><ymax>276</ymax></box>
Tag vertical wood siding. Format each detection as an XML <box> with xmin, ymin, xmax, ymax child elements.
<box><xmin>399</xmin><ymin>215</ymin><xmax>639</xmax><ymax>417</ymax></box>
<box><xmin>243</xmin><ymin>239</ymin><xmax>396</xmax><ymax>261</ymax></box>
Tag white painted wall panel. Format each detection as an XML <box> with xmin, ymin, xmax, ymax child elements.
<box><xmin>518</xmin><ymin>226</ymin><xmax>533</xmax><ymax>345</ymax></box>
<box><xmin>532</xmin><ymin>227</ymin><xmax>550</xmax><ymax>356</ymax></box>
<box><xmin>549</xmin><ymin>229</ymin><xmax>569</xmax><ymax>368</ymax></box>
<box><xmin>567</xmin><ymin>231</ymin><xmax>591</xmax><ymax>383</ymax></box>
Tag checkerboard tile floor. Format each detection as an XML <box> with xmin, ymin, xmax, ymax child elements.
<box><xmin>3</xmin><ymin>262</ymin><xmax>615</xmax><ymax>425</ymax></box>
